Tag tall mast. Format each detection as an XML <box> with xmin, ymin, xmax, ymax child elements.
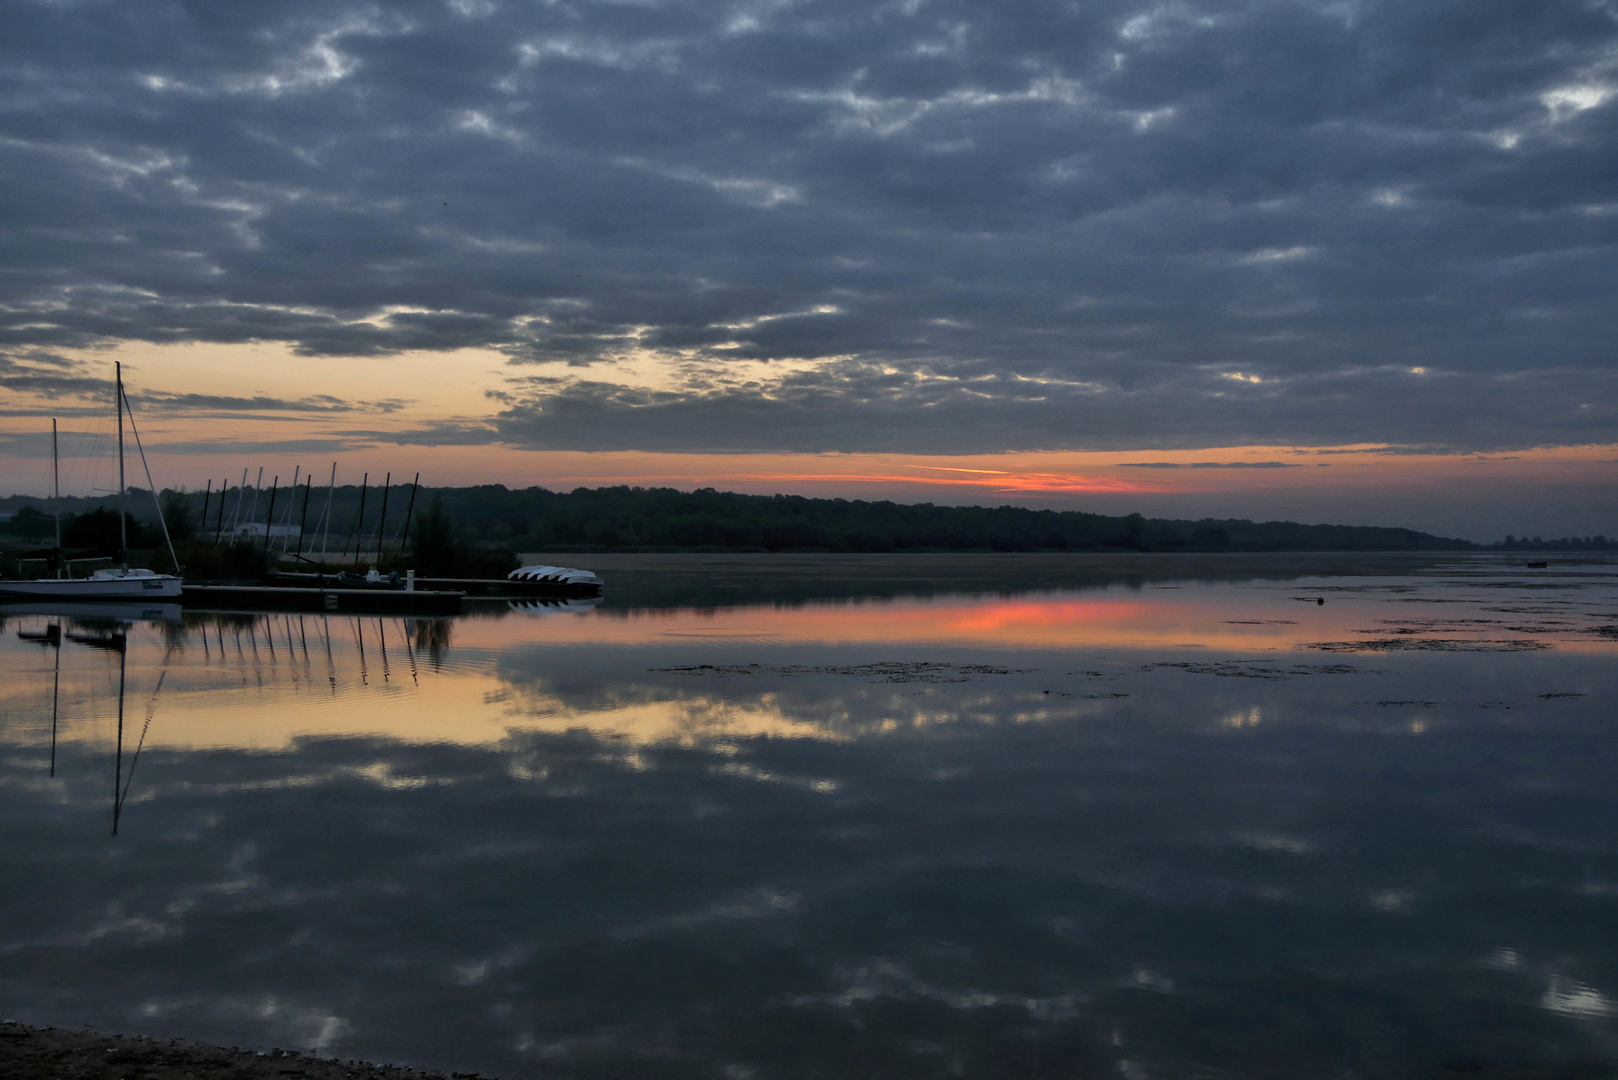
<box><xmin>51</xmin><ymin>418</ymin><xmax>61</xmax><ymax>570</ymax></box>
<box><xmin>278</xmin><ymin>465</ymin><xmax>302</xmax><ymax>553</ymax></box>
<box><xmin>320</xmin><ymin>462</ymin><xmax>337</xmax><ymax>561</ymax></box>
<box><xmin>351</xmin><ymin>472</ymin><xmax>368</xmax><ymax>561</ymax></box>
<box><xmin>397</xmin><ymin>472</ymin><xmax>420</xmax><ymax>555</ymax></box>
<box><xmin>374</xmin><ymin>472</ymin><xmax>391</xmax><ymax>561</ymax></box>
<box><xmin>116</xmin><ymin>362</ymin><xmax>127</xmax><ymax>568</ymax></box>
<box><xmin>296</xmin><ymin>473</ymin><xmax>313</xmax><ymax>559</ymax></box>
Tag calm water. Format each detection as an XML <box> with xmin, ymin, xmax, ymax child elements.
<box><xmin>2</xmin><ymin>553</ymin><xmax>1616</xmax><ymax>1079</ymax></box>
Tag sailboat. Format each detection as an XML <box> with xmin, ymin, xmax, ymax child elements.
<box><xmin>0</xmin><ymin>363</ymin><xmax>182</xmax><ymax>600</ymax></box>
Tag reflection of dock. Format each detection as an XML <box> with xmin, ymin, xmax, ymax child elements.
<box><xmin>190</xmin><ymin>611</ymin><xmax>444</xmax><ymax>686</ymax></box>
<box><xmin>11</xmin><ymin>580</ymin><xmax>602</xmax><ymax>617</ymax></box>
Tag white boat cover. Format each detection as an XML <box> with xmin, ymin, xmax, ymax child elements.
<box><xmin>507</xmin><ymin>564</ymin><xmax>602</xmax><ymax>587</ymax></box>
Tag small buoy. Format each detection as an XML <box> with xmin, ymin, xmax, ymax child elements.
<box><xmin>1316</xmin><ymin>597</ymin><xmax>1325</xmax><ymax>605</ymax></box>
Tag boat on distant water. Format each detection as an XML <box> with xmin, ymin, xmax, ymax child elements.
<box><xmin>0</xmin><ymin>364</ymin><xmax>182</xmax><ymax>601</ymax></box>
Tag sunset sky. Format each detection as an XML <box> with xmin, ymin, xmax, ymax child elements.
<box><xmin>2</xmin><ymin>0</ymin><xmax>1615</xmax><ymax>539</ymax></box>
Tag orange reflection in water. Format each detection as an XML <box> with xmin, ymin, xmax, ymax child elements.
<box><xmin>0</xmin><ymin>591</ymin><xmax>1268</xmax><ymax>757</ymax></box>
<box><xmin>458</xmin><ymin>589</ymin><xmax>1321</xmax><ymax>653</ymax></box>
<box><xmin>4</xmin><ymin>581</ymin><xmax>1612</xmax><ymax>760</ymax></box>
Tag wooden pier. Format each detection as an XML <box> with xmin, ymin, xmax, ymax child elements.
<box><xmin>181</xmin><ymin>584</ymin><xmax>464</xmax><ymax>615</ymax></box>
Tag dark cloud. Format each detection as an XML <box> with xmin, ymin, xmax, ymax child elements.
<box><xmin>354</xmin><ymin>421</ymin><xmax>503</xmax><ymax>446</ymax></box>
<box><xmin>142</xmin><ymin>437</ymin><xmax>380</xmax><ymax>456</ymax></box>
<box><xmin>1119</xmin><ymin>461</ymin><xmax>1302</xmax><ymax>469</ymax></box>
<box><xmin>1</xmin><ymin>0</ymin><xmax>1615</xmax><ymax>451</ymax></box>
<box><xmin>489</xmin><ymin>361</ymin><xmax>1618</xmax><ymax>453</ymax></box>
<box><xmin>0</xmin><ymin>353</ymin><xmax>106</xmax><ymax>399</ymax></box>
<box><xmin>136</xmin><ymin>392</ymin><xmax>409</xmax><ymax>415</ymax></box>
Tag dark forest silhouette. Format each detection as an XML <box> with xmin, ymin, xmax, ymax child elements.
<box><xmin>4</xmin><ymin>485</ymin><xmax>1612</xmax><ymax>557</ymax></box>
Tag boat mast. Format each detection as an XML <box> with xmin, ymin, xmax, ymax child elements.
<box><xmin>51</xmin><ymin>418</ymin><xmax>61</xmax><ymax>576</ymax></box>
<box><xmin>374</xmin><ymin>472</ymin><xmax>391</xmax><ymax>561</ymax></box>
<box><xmin>320</xmin><ymin>462</ymin><xmax>337</xmax><ymax>561</ymax></box>
<box><xmin>116</xmin><ymin>362</ymin><xmax>127</xmax><ymax>569</ymax></box>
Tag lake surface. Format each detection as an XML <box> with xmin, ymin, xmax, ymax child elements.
<box><xmin>2</xmin><ymin>553</ymin><xmax>1616</xmax><ymax>1079</ymax></box>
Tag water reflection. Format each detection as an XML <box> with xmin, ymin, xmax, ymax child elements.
<box><xmin>1</xmin><ymin>558</ymin><xmax>1616</xmax><ymax>1079</ymax></box>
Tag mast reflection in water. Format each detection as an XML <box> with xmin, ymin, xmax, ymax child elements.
<box><xmin>1</xmin><ymin>555</ymin><xmax>1616</xmax><ymax>1079</ymax></box>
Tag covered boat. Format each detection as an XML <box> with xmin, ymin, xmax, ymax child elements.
<box><xmin>507</xmin><ymin>564</ymin><xmax>603</xmax><ymax>589</ymax></box>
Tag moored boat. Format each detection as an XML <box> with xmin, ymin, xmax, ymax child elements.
<box><xmin>508</xmin><ymin>564</ymin><xmax>602</xmax><ymax>588</ymax></box>
<box><xmin>0</xmin><ymin>365</ymin><xmax>181</xmax><ymax>602</ymax></box>
<box><xmin>0</xmin><ymin>568</ymin><xmax>182</xmax><ymax>600</ymax></box>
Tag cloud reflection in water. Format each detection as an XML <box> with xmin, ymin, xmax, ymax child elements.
<box><xmin>2</xmin><ymin>564</ymin><xmax>1617</xmax><ymax>1078</ymax></box>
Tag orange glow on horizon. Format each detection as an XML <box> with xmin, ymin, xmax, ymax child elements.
<box><xmin>2</xmin><ymin>340</ymin><xmax>1615</xmax><ymax>541</ymax></box>
<box><xmin>644</xmin><ymin>469</ymin><xmax>1161</xmax><ymax>496</ymax></box>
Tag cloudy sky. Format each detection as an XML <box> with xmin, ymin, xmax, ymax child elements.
<box><xmin>2</xmin><ymin>0</ymin><xmax>1616</xmax><ymax>537</ymax></box>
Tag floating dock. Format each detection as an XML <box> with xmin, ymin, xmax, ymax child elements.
<box><xmin>261</xmin><ymin>572</ymin><xmax>602</xmax><ymax>599</ymax></box>
<box><xmin>181</xmin><ymin>585</ymin><xmax>463</xmax><ymax>615</ymax></box>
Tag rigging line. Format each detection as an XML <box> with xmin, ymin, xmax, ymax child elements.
<box><xmin>230</xmin><ymin>469</ymin><xmax>248</xmax><ymax>533</ymax></box>
<box><xmin>118</xmin><ymin>383</ymin><xmax>180</xmax><ymax>571</ymax></box>
<box><xmin>63</xmin><ymin>417</ymin><xmax>114</xmax><ymax>508</ymax></box>
<box><xmin>118</xmin><ymin>670</ymin><xmax>167</xmax><ymax>809</ymax></box>
<box><xmin>247</xmin><ymin>467</ymin><xmax>264</xmax><ymax>539</ymax></box>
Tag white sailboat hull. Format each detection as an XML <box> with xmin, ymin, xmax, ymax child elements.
<box><xmin>0</xmin><ymin>573</ymin><xmax>182</xmax><ymax>600</ymax></box>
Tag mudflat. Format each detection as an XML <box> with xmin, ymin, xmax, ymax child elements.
<box><xmin>0</xmin><ymin>1023</ymin><xmax>483</xmax><ymax>1080</ymax></box>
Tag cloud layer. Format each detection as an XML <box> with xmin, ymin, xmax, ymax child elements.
<box><xmin>3</xmin><ymin>0</ymin><xmax>1616</xmax><ymax>452</ymax></box>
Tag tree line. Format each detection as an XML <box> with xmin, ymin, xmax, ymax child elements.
<box><xmin>7</xmin><ymin>484</ymin><xmax>1614</xmax><ymax>557</ymax></box>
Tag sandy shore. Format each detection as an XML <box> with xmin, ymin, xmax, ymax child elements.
<box><xmin>0</xmin><ymin>1022</ymin><xmax>487</xmax><ymax>1080</ymax></box>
